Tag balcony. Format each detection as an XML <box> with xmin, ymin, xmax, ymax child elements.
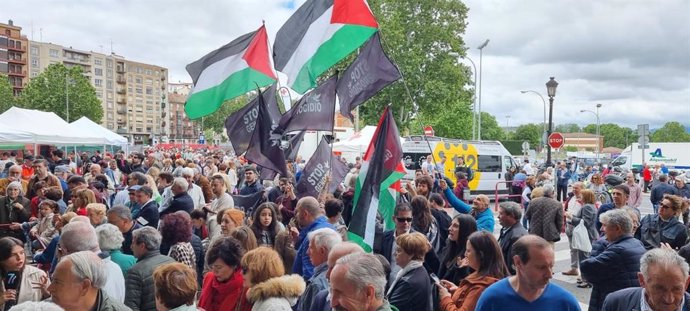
<box><xmin>160</xmin><ymin>111</ymin><xmax>166</xmax><ymax>118</ymax></box>
<box><xmin>8</xmin><ymin>70</ymin><xmax>26</xmax><ymax>77</ymax></box>
<box><xmin>6</xmin><ymin>44</ymin><xmax>26</xmax><ymax>52</ymax></box>
<box><xmin>160</xmin><ymin>75</ymin><xmax>166</xmax><ymax>81</ymax></box>
<box><xmin>116</xmin><ymin>77</ymin><xmax>126</xmax><ymax>84</ymax></box>
<box><xmin>116</xmin><ymin>88</ymin><xmax>126</xmax><ymax>95</ymax></box>
<box><xmin>116</xmin><ymin>108</ymin><xmax>127</xmax><ymax>115</ymax></box>
<box><xmin>161</xmin><ymin>85</ymin><xmax>165</xmax><ymax>91</ymax></box>
<box><xmin>7</xmin><ymin>57</ymin><xmax>26</xmax><ymax>65</ymax></box>
<box><xmin>161</xmin><ymin>102</ymin><xmax>166</xmax><ymax>109</ymax></box>
<box><xmin>117</xmin><ymin>119</ymin><xmax>126</xmax><ymax>125</ymax></box>
<box><xmin>116</xmin><ymin>67</ymin><xmax>125</xmax><ymax>74</ymax></box>
<box><xmin>161</xmin><ymin>94</ymin><xmax>166</xmax><ymax>100</ymax></box>
<box><xmin>117</xmin><ymin>99</ymin><xmax>126</xmax><ymax>105</ymax></box>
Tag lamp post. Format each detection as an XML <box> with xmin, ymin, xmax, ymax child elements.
<box><xmin>580</xmin><ymin>103</ymin><xmax>602</xmax><ymax>161</ymax></box>
<box><xmin>449</xmin><ymin>52</ymin><xmax>477</xmax><ymax>140</ymax></box>
<box><xmin>477</xmin><ymin>39</ymin><xmax>489</xmax><ymax>140</ymax></box>
<box><xmin>545</xmin><ymin>77</ymin><xmax>558</xmax><ymax>166</ymax></box>
<box><xmin>65</xmin><ymin>74</ymin><xmax>73</xmax><ymax>122</ymax></box>
<box><xmin>520</xmin><ymin>90</ymin><xmax>547</xmax><ymax>148</ymax></box>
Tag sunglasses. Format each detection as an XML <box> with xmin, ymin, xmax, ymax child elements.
<box><xmin>660</xmin><ymin>203</ymin><xmax>673</xmax><ymax>210</ymax></box>
<box><xmin>396</xmin><ymin>217</ymin><xmax>413</xmax><ymax>223</ymax></box>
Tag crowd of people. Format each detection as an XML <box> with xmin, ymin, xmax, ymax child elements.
<box><xmin>0</xmin><ymin>148</ymin><xmax>689</xmax><ymax>311</ymax></box>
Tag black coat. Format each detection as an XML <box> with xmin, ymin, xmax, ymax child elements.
<box><xmin>375</xmin><ymin>229</ymin><xmax>441</xmax><ymax>275</ymax></box>
<box><xmin>498</xmin><ymin>223</ymin><xmax>528</xmax><ymax>275</ymax></box>
<box><xmin>387</xmin><ymin>265</ymin><xmax>433</xmax><ymax>311</ymax></box>
<box><xmin>161</xmin><ymin>192</ymin><xmax>194</xmax><ymax>217</ymax></box>
<box><xmin>430</xmin><ymin>209</ymin><xmax>451</xmax><ymax>252</ymax></box>
<box><xmin>603</xmin><ymin>287</ymin><xmax>690</xmax><ymax>311</ymax></box>
<box><xmin>136</xmin><ymin>200</ymin><xmax>160</xmax><ymax>229</ymax></box>
<box><xmin>581</xmin><ymin>235</ymin><xmax>646</xmax><ymax>311</ymax></box>
<box><xmin>0</xmin><ymin>196</ymin><xmax>31</xmax><ymax>242</ymax></box>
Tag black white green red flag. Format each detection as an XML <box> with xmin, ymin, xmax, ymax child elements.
<box><xmin>273</xmin><ymin>0</ymin><xmax>378</xmax><ymax>94</ymax></box>
<box><xmin>185</xmin><ymin>24</ymin><xmax>277</xmax><ymax>119</ymax></box>
<box><xmin>347</xmin><ymin>106</ymin><xmax>405</xmax><ymax>252</ymax></box>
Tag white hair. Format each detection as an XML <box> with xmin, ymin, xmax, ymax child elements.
<box><xmin>181</xmin><ymin>167</ymin><xmax>195</xmax><ymax>178</ymax></box>
<box><xmin>640</xmin><ymin>248</ymin><xmax>690</xmax><ymax>282</ymax></box>
<box><xmin>61</xmin><ymin>251</ymin><xmax>107</xmax><ymax>289</ymax></box>
<box><xmin>599</xmin><ymin>209</ymin><xmax>633</xmax><ymax>234</ymax></box>
<box><xmin>95</xmin><ymin>223</ymin><xmax>125</xmax><ymax>251</ymax></box>
<box><xmin>335</xmin><ymin>252</ymin><xmax>387</xmax><ymax>299</ymax></box>
<box><xmin>6</xmin><ymin>181</ymin><xmax>23</xmax><ymax>196</ymax></box>
<box><xmin>60</xmin><ymin>220</ymin><xmax>100</xmax><ymax>253</ymax></box>
<box><xmin>308</xmin><ymin>228</ymin><xmax>342</xmax><ymax>253</ymax></box>
<box><xmin>9</xmin><ymin>301</ymin><xmax>64</xmax><ymax>311</ymax></box>
<box><xmin>171</xmin><ymin>177</ymin><xmax>189</xmax><ymax>191</ymax></box>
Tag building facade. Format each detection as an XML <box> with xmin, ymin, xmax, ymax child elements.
<box><xmin>562</xmin><ymin>132</ymin><xmax>603</xmax><ymax>151</ymax></box>
<box><xmin>0</xmin><ymin>20</ymin><xmax>28</xmax><ymax>96</ymax></box>
<box><xmin>27</xmin><ymin>40</ymin><xmax>169</xmax><ymax>145</ymax></box>
<box><xmin>168</xmin><ymin>83</ymin><xmax>200</xmax><ymax>144</ymax></box>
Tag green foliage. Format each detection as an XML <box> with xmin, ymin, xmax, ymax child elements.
<box><xmin>201</xmin><ymin>94</ymin><xmax>249</xmax><ymax>134</ymax></box>
<box><xmin>0</xmin><ymin>74</ymin><xmax>16</xmax><ymax>114</ymax></box>
<box><xmin>20</xmin><ymin>63</ymin><xmax>102</xmax><ymax>123</ymax></box>
<box><xmin>511</xmin><ymin>123</ymin><xmax>542</xmax><ymax>148</ymax></box>
<box><xmin>564</xmin><ymin>146</ymin><xmax>578</xmax><ymax>152</ymax></box>
<box><xmin>582</xmin><ymin>123</ymin><xmax>638</xmax><ymax>148</ymax></box>
<box><xmin>651</xmin><ymin>122</ymin><xmax>690</xmax><ymax>142</ymax></box>
<box><xmin>478</xmin><ymin>112</ymin><xmax>506</xmax><ymax>141</ymax></box>
<box><xmin>357</xmin><ymin>0</ymin><xmax>473</xmax><ymax>135</ymax></box>
<box><xmin>554</xmin><ymin>123</ymin><xmax>581</xmax><ymax>133</ymax></box>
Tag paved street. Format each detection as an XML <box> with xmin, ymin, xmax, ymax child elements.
<box><xmin>493</xmin><ymin>192</ymin><xmax>654</xmax><ymax>310</ymax></box>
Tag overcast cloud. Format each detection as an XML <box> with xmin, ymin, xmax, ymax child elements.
<box><xmin>2</xmin><ymin>0</ymin><xmax>688</xmax><ymax>130</ymax></box>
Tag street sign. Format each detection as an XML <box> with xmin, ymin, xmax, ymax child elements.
<box><xmin>637</xmin><ymin>124</ymin><xmax>649</xmax><ymax>148</ymax></box>
<box><xmin>548</xmin><ymin>132</ymin><xmax>565</xmax><ymax>149</ymax></box>
<box><xmin>424</xmin><ymin>125</ymin><xmax>435</xmax><ymax>137</ymax></box>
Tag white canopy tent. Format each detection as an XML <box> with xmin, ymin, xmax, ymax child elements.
<box><xmin>70</xmin><ymin>117</ymin><xmax>129</xmax><ymax>147</ymax></box>
<box><xmin>332</xmin><ymin>126</ymin><xmax>405</xmax><ymax>163</ymax></box>
<box><xmin>0</xmin><ymin>107</ymin><xmax>108</xmax><ymax>145</ymax></box>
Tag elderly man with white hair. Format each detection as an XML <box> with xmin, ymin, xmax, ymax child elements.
<box><xmin>181</xmin><ymin>167</ymin><xmax>205</xmax><ymax>209</ymax></box>
<box><xmin>59</xmin><ymin>219</ymin><xmax>126</xmax><ymax>302</ymax></box>
<box><xmin>159</xmin><ymin>177</ymin><xmax>194</xmax><ymax>218</ymax></box>
<box><xmin>47</xmin><ymin>251</ymin><xmax>131</xmax><ymax>311</ymax></box>
<box><xmin>95</xmin><ymin>223</ymin><xmax>136</xmax><ymax>277</ymax></box>
<box><xmin>330</xmin><ymin>252</ymin><xmax>392</xmax><ymax>311</ymax></box>
<box><xmin>296</xmin><ymin>228</ymin><xmax>342</xmax><ymax>311</ymax></box>
<box><xmin>603</xmin><ymin>248</ymin><xmax>690</xmax><ymax>311</ymax></box>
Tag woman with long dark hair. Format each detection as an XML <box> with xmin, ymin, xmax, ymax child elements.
<box><xmin>0</xmin><ymin>237</ymin><xmax>50</xmax><ymax>310</ymax></box>
<box><xmin>410</xmin><ymin>195</ymin><xmax>440</xmax><ymax>254</ymax></box>
<box><xmin>437</xmin><ymin>231</ymin><xmax>509</xmax><ymax>311</ymax></box>
<box><xmin>439</xmin><ymin>214</ymin><xmax>477</xmax><ymax>284</ymax></box>
<box><xmin>249</xmin><ymin>202</ymin><xmax>281</xmax><ymax>247</ymax></box>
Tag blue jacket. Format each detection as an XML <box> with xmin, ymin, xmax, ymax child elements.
<box><xmin>443</xmin><ymin>187</ymin><xmax>471</xmax><ymax>214</ymax></box>
<box><xmin>293</xmin><ymin>216</ymin><xmax>335</xmax><ymax>279</ymax></box>
<box><xmin>475</xmin><ymin>208</ymin><xmax>495</xmax><ymax>233</ymax></box>
<box><xmin>651</xmin><ymin>182</ymin><xmax>679</xmax><ymax>205</ymax></box>
<box><xmin>161</xmin><ymin>192</ymin><xmax>194</xmax><ymax>217</ymax></box>
<box><xmin>580</xmin><ymin>235</ymin><xmax>646</xmax><ymax>311</ymax></box>
<box><xmin>444</xmin><ymin>188</ymin><xmax>494</xmax><ymax>232</ymax></box>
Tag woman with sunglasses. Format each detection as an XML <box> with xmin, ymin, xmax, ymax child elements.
<box><xmin>588</xmin><ymin>173</ymin><xmax>606</xmax><ymax>194</ymax></box>
<box><xmin>636</xmin><ymin>194</ymin><xmax>688</xmax><ymax>250</ymax></box>
<box><xmin>198</xmin><ymin>236</ymin><xmax>249</xmax><ymax>311</ymax></box>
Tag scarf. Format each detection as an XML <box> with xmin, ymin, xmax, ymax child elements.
<box><xmin>198</xmin><ymin>268</ymin><xmax>244</xmax><ymax>311</ymax></box>
<box><xmin>387</xmin><ymin>260</ymin><xmax>424</xmax><ymax>297</ymax></box>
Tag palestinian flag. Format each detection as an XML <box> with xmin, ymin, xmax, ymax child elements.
<box><xmin>348</xmin><ymin>106</ymin><xmax>405</xmax><ymax>252</ymax></box>
<box><xmin>273</xmin><ymin>0</ymin><xmax>378</xmax><ymax>94</ymax></box>
<box><xmin>185</xmin><ymin>25</ymin><xmax>277</xmax><ymax>119</ymax></box>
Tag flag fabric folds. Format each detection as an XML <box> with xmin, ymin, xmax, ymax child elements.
<box><xmin>185</xmin><ymin>25</ymin><xmax>277</xmax><ymax>119</ymax></box>
<box><xmin>275</xmin><ymin>75</ymin><xmax>338</xmax><ymax>134</ymax></box>
<box><xmin>295</xmin><ymin>137</ymin><xmax>349</xmax><ymax>199</ymax></box>
<box><xmin>224</xmin><ymin>84</ymin><xmax>280</xmax><ymax>156</ymax></box>
<box><xmin>231</xmin><ymin>190</ymin><xmax>265</xmax><ymax>215</ymax></box>
<box><xmin>273</xmin><ymin>0</ymin><xmax>378</xmax><ymax>93</ymax></box>
<box><xmin>337</xmin><ymin>32</ymin><xmax>401</xmax><ymax>120</ymax></box>
<box><xmin>348</xmin><ymin>106</ymin><xmax>405</xmax><ymax>251</ymax></box>
<box><xmin>244</xmin><ymin>88</ymin><xmax>289</xmax><ymax>178</ymax></box>
<box><xmin>283</xmin><ymin>130</ymin><xmax>306</xmax><ymax>162</ymax></box>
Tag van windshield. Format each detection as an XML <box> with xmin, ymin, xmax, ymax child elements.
<box><xmin>611</xmin><ymin>156</ymin><xmax>627</xmax><ymax>167</ymax></box>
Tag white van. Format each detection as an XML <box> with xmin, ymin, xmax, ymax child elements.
<box><xmin>402</xmin><ymin>136</ymin><xmax>518</xmax><ymax>196</ymax></box>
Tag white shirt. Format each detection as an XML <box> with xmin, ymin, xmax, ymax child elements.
<box><xmin>103</xmin><ymin>257</ymin><xmax>126</xmax><ymax>303</ymax></box>
<box><xmin>640</xmin><ymin>288</ymin><xmax>684</xmax><ymax>311</ymax></box>
<box><xmin>187</xmin><ymin>184</ymin><xmax>206</xmax><ymax>209</ymax></box>
<box><xmin>523</xmin><ymin>163</ymin><xmax>534</xmax><ymax>175</ymax></box>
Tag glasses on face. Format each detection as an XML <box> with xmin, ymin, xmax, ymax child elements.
<box><xmin>660</xmin><ymin>203</ymin><xmax>673</xmax><ymax>210</ymax></box>
<box><xmin>396</xmin><ymin>217</ymin><xmax>413</xmax><ymax>223</ymax></box>
<box><xmin>241</xmin><ymin>266</ymin><xmax>249</xmax><ymax>274</ymax></box>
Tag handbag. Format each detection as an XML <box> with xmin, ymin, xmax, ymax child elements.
<box><xmin>572</xmin><ymin>220</ymin><xmax>592</xmax><ymax>252</ymax></box>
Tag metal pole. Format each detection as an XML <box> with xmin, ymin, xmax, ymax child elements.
<box><xmin>477</xmin><ymin>39</ymin><xmax>489</xmax><ymax>140</ymax></box>
<box><xmin>65</xmin><ymin>74</ymin><xmax>69</xmax><ymax>122</ymax></box>
<box><xmin>547</xmin><ymin>96</ymin><xmax>554</xmax><ymax>166</ymax></box>
<box><xmin>596</xmin><ymin>104</ymin><xmax>601</xmax><ymax>161</ymax></box>
<box><xmin>520</xmin><ymin>90</ymin><xmax>547</xmax><ymax>147</ymax></box>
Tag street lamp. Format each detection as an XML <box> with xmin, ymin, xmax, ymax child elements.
<box><xmin>545</xmin><ymin>77</ymin><xmax>558</xmax><ymax>166</ymax></box>
<box><xmin>477</xmin><ymin>39</ymin><xmax>489</xmax><ymax>140</ymax></box>
<box><xmin>65</xmin><ymin>74</ymin><xmax>74</xmax><ymax>122</ymax></box>
<box><xmin>449</xmin><ymin>52</ymin><xmax>478</xmax><ymax>140</ymax></box>
<box><xmin>520</xmin><ymin>90</ymin><xmax>547</xmax><ymax>148</ymax></box>
<box><xmin>580</xmin><ymin>103</ymin><xmax>602</xmax><ymax>161</ymax></box>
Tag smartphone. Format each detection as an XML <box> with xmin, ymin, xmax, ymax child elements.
<box><xmin>430</xmin><ymin>273</ymin><xmax>441</xmax><ymax>285</ymax></box>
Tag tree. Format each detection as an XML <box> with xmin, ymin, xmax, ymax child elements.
<box><xmin>0</xmin><ymin>74</ymin><xmax>16</xmax><ymax>114</ymax></box>
<box><xmin>478</xmin><ymin>112</ymin><xmax>506</xmax><ymax>141</ymax></box>
<box><xmin>511</xmin><ymin>123</ymin><xmax>542</xmax><ymax>148</ymax></box>
<box><xmin>583</xmin><ymin>123</ymin><xmax>638</xmax><ymax>148</ymax></box>
<box><xmin>20</xmin><ymin>63</ymin><xmax>102</xmax><ymax>123</ymax></box>
<box><xmin>651</xmin><ymin>122</ymin><xmax>690</xmax><ymax>142</ymax></box>
<box><xmin>554</xmin><ymin>123</ymin><xmax>580</xmax><ymax>133</ymax></box>
<box><xmin>200</xmin><ymin>95</ymin><xmax>248</xmax><ymax>134</ymax></box>
<box><xmin>357</xmin><ymin>0</ymin><xmax>472</xmax><ymax>135</ymax></box>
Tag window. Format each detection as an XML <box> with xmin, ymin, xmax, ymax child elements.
<box><xmin>146</xmin><ymin>79</ymin><xmax>152</xmax><ymax>85</ymax></box>
<box><xmin>95</xmin><ymin>79</ymin><xmax>103</xmax><ymax>87</ymax></box>
<box><xmin>106</xmin><ymin>59</ymin><xmax>113</xmax><ymax>68</ymax></box>
<box><xmin>96</xmin><ymin>91</ymin><xmax>103</xmax><ymax>98</ymax></box>
<box><xmin>31</xmin><ymin>71</ymin><xmax>39</xmax><ymax>78</ymax></box>
<box><xmin>95</xmin><ymin>68</ymin><xmax>103</xmax><ymax>76</ymax></box>
<box><xmin>95</xmin><ymin>58</ymin><xmax>102</xmax><ymax>65</ymax></box>
<box><xmin>146</xmin><ymin>87</ymin><xmax>153</xmax><ymax>95</ymax></box>
<box><xmin>477</xmin><ymin>155</ymin><xmax>502</xmax><ymax>173</ymax></box>
<box><xmin>30</xmin><ymin>46</ymin><xmax>39</xmax><ymax>55</ymax></box>
<box><xmin>135</xmin><ymin>77</ymin><xmax>142</xmax><ymax>84</ymax></box>
<box><xmin>136</xmin><ymin>88</ymin><xmax>143</xmax><ymax>94</ymax></box>
<box><xmin>49</xmin><ymin>49</ymin><xmax>59</xmax><ymax>58</ymax></box>
<box><xmin>106</xmin><ymin>80</ymin><xmax>113</xmax><ymax>90</ymax></box>
<box><xmin>106</xmin><ymin>69</ymin><xmax>112</xmax><ymax>78</ymax></box>
<box><xmin>31</xmin><ymin>58</ymin><xmax>39</xmax><ymax>67</ymax></box>
<box><xmin>107</xmin><ymin>101</ymin><xmax>113</xmax><ymax>108</ymax></box>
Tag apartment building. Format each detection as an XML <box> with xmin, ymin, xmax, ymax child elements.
<box><xmin>0</xmin><ymin>20</ymin><xmax>28</xmax><ymax>96</ymax></box>
<box><xmin>27</xmin><ymin>40</ymin><xmax>169</xmax><ymax>145</ymax></box>
<box><xmin>167</xmin><ymin>82</ymin><xmax>200</xmax><ymax>143</ymax></box>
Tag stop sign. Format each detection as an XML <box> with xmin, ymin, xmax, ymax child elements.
<box><xmin>424</xmin><ymin>125</ymin><xmax>435</xmax><ymax>137</ymax></box>
<box><xmin>548</xmin><ymin>132</ymin><xmax>565</xmax><ymax>149</ymax></box>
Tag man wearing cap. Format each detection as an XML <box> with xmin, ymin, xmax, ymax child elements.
<box><xmin>20</xmin><ymin>155</ymin><xmax>34</xmax><ymax>181</ymax></box>
<box><xmin>0</xmin><ymin>164</ymin><xmax>28</xmax><ymax>195</ymax></box>
<box><xmin>53</xmin><ymin>165</ymin><xmax>72</xmax><ymax>203</ymax></box>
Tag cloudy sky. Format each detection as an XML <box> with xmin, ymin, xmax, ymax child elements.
<box><xmin>3</xmin><ymin>0</ymin><xmax>689</xmax><ymax>130</ymax></box>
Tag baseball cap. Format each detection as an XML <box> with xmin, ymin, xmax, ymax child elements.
<box><xmin>54</xmin><ymin>165</ymin><xmax>71</xmax><ymax>174</ymax></box>
<box><xmin>128</xmin><ymin>185</ymin><xmax>142</xmax><ymax>192</ymax></box>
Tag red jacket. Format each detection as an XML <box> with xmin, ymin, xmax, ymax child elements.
<box><xmin>643</xmin><ymin>168</ymin><xmax>652</xmax><ymax>181</ymax></box>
